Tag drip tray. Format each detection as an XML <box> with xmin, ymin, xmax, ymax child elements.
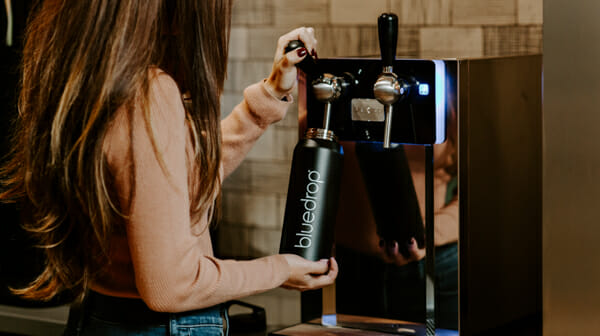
<box><xmin>270</xmin><ymin>314</ymin><xmax>459</xmax><ymax>336</ymax></box>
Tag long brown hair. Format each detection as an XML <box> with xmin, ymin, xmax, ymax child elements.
<box><xmin>0</xmin><ymin>0</ymin><xmax>231</xmax><ymax>301</ymax></box>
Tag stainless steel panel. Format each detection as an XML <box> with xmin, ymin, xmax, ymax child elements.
<box><xmin>544</xmin><ymin>1</ymin><xmax>600</xmax><ymax>335</ymax></box>
<box><xmin>459</xmin><ymin>55</ymin><xmax>543</xmax><ymax>335</ymax></box>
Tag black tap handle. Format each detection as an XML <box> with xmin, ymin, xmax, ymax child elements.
<box><xmin>284</xmin><ymin>40</ymin><xmax>305</xmax><ymax>54</ymax></box>
<box><xmin>378</xmin><ymin>13</ymin><xmax>398</xmax><ymax>69</ymax></box>
<box><xmin>285</xmin><ymin>40</ymin><xmax>318</xmax><ymax>76</ymax></box>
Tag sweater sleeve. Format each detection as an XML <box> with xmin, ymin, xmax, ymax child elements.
<box><xmin>220</xmin><ymin>81</ymin><xmax>292</xmax><ymax>178</ymax></box>
<box><xmin>108</xmin><ymin>72</ymin><xmax>290</xmax><ymax>313</ymax></box>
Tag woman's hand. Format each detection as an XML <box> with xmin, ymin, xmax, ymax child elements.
<box><xmin>280</xmin><ymin>254</ymin><xmax>338</xmax><ymax>291</ymax></box>
<box><xmin>265</xmin><ymin>27</ymin><xmax>317</xmax><ymax>99</ymax></box>
<box><xmin>378</xmin><ymin>238</ymin><xmax>425</xmax><ymax>267</ymax></box>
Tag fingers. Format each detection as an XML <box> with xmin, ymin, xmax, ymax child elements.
<box><xmin>280</xmin><ymin>256</ymin><xmax>338</xmax><ymax>292</ymax></box>
<box><xmin>407</xmin><ymin>238</ymin><xmax>426</xmax><ymax>261</ymax></box>
<box><xmin>308</xmin><ymin>258</ymin><xmax>330</xmax><ymax>275</ymax></box>
<box><xmin>378</xmin><ymin>238</ymin><xmax>425</xmax><ymax>266</ymax></box>
<box><xmin>276</xmin><ymin>27</ymin><xmax>317</xmax><ymax>59</ymax></box>
<box><xmin>266</xmin><ymin>27</ymin><xmax>317</xmax><ymax>97</ymax></box>
<box><xmin>305</xmin><ymin>257</ymin><xmax>339</xmax><ymax>290</ymax></box>
<box><xmin>328</xmin><ymin>257</ymin><xmax>339</xmax><ymax>278</ymax></box>
<box><xmin>387</xmin><ymin>241</ymin><xmax>410</xmax><ymax>266</ymax></box>
<box><xmin>275</xmin><ymin>27</ymin><xmax>317</xmax><ymax>69</ymax></box>
<box><xmin>282</xmin><ymin>47</ymin><xmax>308</xmax><ymax>69</ymax></box>
<box><xmin>281</xmin><ymin>254</ymin><xmax>329</xmax><ymax>275</ymax></box>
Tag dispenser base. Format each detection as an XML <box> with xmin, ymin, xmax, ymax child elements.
<box><xmin>269</xmin><ymin>314</ymin><xmax>458</xmax><ymax>336</ymax></box>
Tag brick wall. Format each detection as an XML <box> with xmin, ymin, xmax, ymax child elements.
<box><xmin>217</xmin><ymin>0</ymin><xmax>542</xmax><ymax>326</ymax></box>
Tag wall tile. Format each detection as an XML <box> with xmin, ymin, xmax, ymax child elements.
<box><xmin>245</xmin><ymin>127</ymin><xmax>297</xmax><ymax>161</ymax></box>
<box><xmin>246</xmin><ymin>127</ymin><xmax>277</xmax><ymax>160</ymax></box>
<box><xmin>452</xmin><ymin>0</ymin><xmax>517</xmax><ymax>25</ymax></box>
<box><xmin>274</xmin><ymin>0</ymin><xmax>329</xmax><ymax>27</ymax></box>
<box><xmin>358</xmin><ymin>25</ymin><xmax>385</xmax><ymax>57</ymax></box>
<box><xmin>391</xmin><ymin>0</ymin><xmax>451</xmax><ymax>25</ymax></box>
<box><xmin>217</xmin><ymin>225</ymin><xmax>250</xmax><ymax>258</ymax></box>
<box><xmin>278</xmin><ymin>94</ymin><xmax>300</xmax><ymax>128</ymax></box>
<box><xmin>248</xmin><ymin>228</ymin><xmax>281</xmax><ymax>256</ymax></box>
<box><xmin>221</xmin><ymin>93</ymin><xmax>244</xmax><ymax>118</ymax></box>
<box><xmin>518</xmin><ymin>0</ymin><xmax>543</xmax><ymax>24</ymax></box>
<box><xmin>223</xmin><ymin>159</ymin><xmax>291</xmax><ymax>195</ymax></box>
<box><xmin>484</xmin><ymin>26</ymin><xmax>543</xmax><ymax>57</ymax></box>
<box><xmin>216</xmin><ymin>225</ymin><xmax>232</xmax><ymax>256</ymax></box>
<box><xmin>359</xmin><ymin>26</ymin><xmax>419</xmax><ymax>57</ymax></box>
<box><xmin>315</xmin><ymin>26</ymin><xmax>361</xmax><ymax>58</ymax></box>
<box><xmin>240</xmin><ymin>61</ymin><xmax>273</xmax><ymax>92</ymax></box>
<box><xmin>277</xmin><ymin>195</ymin><xmax>287</xmax><ymax>226</ymax></box>
<box><xmin>248</xmin><ymin>28</ymin><xmax>292</xmax><ymax>60</ymax></box>
<box><xmin>276</xmin><ymin>128</ymin><xmax>298</xmax><ymax>161</ymax></box>
<box><xmin>229</xmin><ymin>27</ymin><xmax>249</xmax><ymax>60</ymax></box>
<box><xmin>232</xmin><ymin>0</ymin><xmax>274</xmax><ymax>26</ymax></box>
<box><xmin>250</xmin><ymin>161</ymin><xmax>292</xmax><ymax>195</ymax></box>
<box><xmin>224</xmin><ymin>60</ymin><xmax>242</xmax><ymax>94</ymax></box>
<box><xmin>243</xmin><ymin>60</ymin><xmax>274</xmax><ymax>89</ymax></box>
<box><xmin>222</xmin><ymin>161</ymin><xmax>252</xmax><ymax>191</ymax></box>
<box><xmin>223</xmin><ymin>191</ymin><xmax>281</xmax><ymax>229</ymax></box>
<box><xmin>420</xmin><ymin>27</ymin><xmax>484</xmax><ymax>58</ymax></box>
<box><xmin>279</xmin><ymin>292</ymin><xmax>302</xmax><ymax>324</ymax></box>
<box><xmin>225</xmin><ymin>60</ymin><xmax>273</xmax><ymax>94</ymax></box>
<box><xmin>330</xmin><ymin>0</ymin><xmax>389</xmax><ymax>25</ymax></box>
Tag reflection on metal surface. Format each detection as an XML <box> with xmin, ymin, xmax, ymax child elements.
<box><xmin>373</xmin><ymin>72</ymin><xmax>402</xmax><ymax>106</ymax></box>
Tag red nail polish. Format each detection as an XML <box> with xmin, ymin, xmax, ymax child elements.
<box><xmin>297</xmin><ymin>47</ymin><xmax>307</xmax><ymax>57</ymax></box>
<box><xmin>311</xmin><ymin>50</ymin><xmax>318</xmax><ymax>59</ymax></box>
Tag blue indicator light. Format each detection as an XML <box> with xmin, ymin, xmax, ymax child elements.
<box><xmin>433</xmin><ymin>60</ymin><xmax>447</xmax><ymax>144</ymax></box>
<box><xmin>419</xmin><ymin>83</ymin><xmax>430</xmax><ymax>96</ymax></box>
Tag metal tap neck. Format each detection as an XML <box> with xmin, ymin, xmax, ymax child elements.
<box><xmin>305</xmin><ymin>128</ymin><xmax>337</xmax><ymax>142</ymax></box>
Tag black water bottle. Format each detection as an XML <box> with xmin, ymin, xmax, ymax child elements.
<box><xmin>279</xmin><ymin>128</ymin><xmax>343</xmax><ymax>261</ymax></box>
<box><xmin>279</xmin><ymin>42</ymin><xmax>348</xmax><ymax>261</ymax></box>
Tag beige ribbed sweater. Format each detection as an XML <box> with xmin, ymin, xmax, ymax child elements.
<box><xmin>92</xmin><ymin>70</ymin><xmax>292</xmax><ymax>313</ymax></box>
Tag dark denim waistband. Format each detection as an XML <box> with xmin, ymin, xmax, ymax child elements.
<box><xmin>78</xmin><ymin>291</ymin><xmax>226</xmax><ymax>327</ymax></box>
<box><xmin>85</xmin><ymin>291</ymin><xmax>171</xmax><ymax>325</ymax></box>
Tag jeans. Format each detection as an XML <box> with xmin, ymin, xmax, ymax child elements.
<box><xmin>64</xmin><ymin>291</ymin><xmax>229</xmax><ymax>336</ymax></box>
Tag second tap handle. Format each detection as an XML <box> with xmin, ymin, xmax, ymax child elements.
<box><xmin>378</xmin><ymin>13</ymin><xmax>398</xmax><ymax>69</ymax></box>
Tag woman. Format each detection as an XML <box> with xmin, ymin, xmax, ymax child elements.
<box><xmin>0</xmin><ymin>0</ymin><xmax>337</xmax><ymax>334</ymax></box>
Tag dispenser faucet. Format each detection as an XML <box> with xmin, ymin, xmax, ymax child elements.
<box><xmin>373</xmin><ymin>13</ymin><xmax>410</xmax><ymax>148</ymax></box>
<box><xmin>312</xmin><ymin>74</ymin><xmax>344</xmax><ymax>132</ymax></box>
<box><xmin>285</xmin><ymin>40</ymin><xmax>356</xmax><ymax>137</ymax></box>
